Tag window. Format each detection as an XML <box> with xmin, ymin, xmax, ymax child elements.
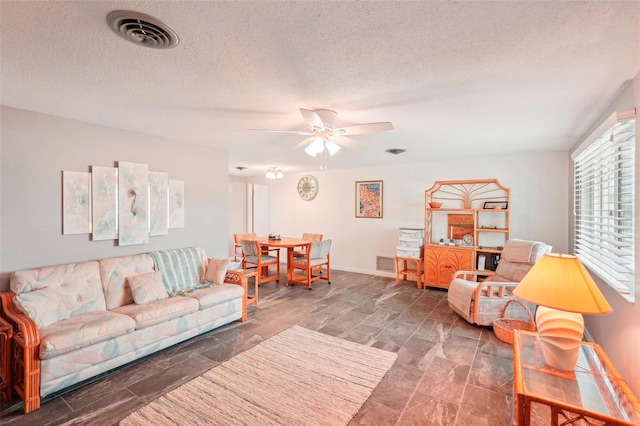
<box><xmin>572</xmin><ymin>111</ymin><xmax>636</xmax><ymax>300</ymax></box>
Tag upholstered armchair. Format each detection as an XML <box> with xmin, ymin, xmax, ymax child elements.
<box><xmin>447</xmin><ymin>239</ymin><xmax>551</xmax><ymax>326</ymax></box>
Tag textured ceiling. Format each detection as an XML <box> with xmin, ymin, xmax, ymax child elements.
<box><xmin>1</xmin><ymin>1</ymin><xmax>639</xmax><ymax>177</ymax></box>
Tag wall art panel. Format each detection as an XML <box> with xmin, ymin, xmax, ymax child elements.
<box><xmin>62</xmin><ymin>171</ymin><xmax>91</xmax><ymax>234</ymax></box>
<box><xmin>118</xmin><ymin>161</ymin><xmax>149</xmax><ymax>245</ymax></box>
<box><xmin>169</xmin><ymin>179</ymin><xmax>185</xmax><ymax>228</ymax></box>
<box><xmin>149</xmin><ymin>171</ymin><xmax>169</xmax><ymax>236</ymax></box>
<box><xmin>91</xmin><ymin>166</ymin><xmax>117</xmax><ymax>240</ymax></box>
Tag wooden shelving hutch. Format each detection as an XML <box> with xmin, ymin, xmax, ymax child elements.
<box><xmin>424</xmin><ymin>179</ymin><xmax>510</xmax><ymax>289</ymax></box>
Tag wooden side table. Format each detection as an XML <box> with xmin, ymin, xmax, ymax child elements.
<box><xmin>0</xmin><ymin>316</ymin><xmax>13</xmax><ymax>403</ymax></box>
<box><xmin>394</xmin><ymin>256</ymin><xmax>424</xmax><ymax>289</ymax></box>
<box><xmin>241</xmin><ymin>270</ymin><xmax>259</xmax><ymax>308</ymax></box>
<box><xmin>513</xmin><ymin>330</ymin><xmax>640</xmax><ymax>425</ymax></box>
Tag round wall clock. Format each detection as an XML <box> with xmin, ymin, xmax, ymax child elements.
<box><xmin>297</xmin><ymin>175</ymin><xmax>318</xmax><ymax>201</ymax></box>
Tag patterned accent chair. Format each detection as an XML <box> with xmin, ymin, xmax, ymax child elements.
<box><xmin>447</xmin><ymin>239</ymin><xmax>551</xmax><ymax>326</ymax></box>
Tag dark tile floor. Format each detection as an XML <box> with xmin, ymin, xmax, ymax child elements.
<box><xmin>1</xmin><ymin>270</ymin><xmax>524</xmax><ymax>425</ymax></box>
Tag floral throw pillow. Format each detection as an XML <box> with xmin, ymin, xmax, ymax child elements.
<box><xmin>128</xmin><ymin>271</ymin><xmax>169</xmax><ymax>304</ymax></box>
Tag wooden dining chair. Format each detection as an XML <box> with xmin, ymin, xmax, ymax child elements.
<box><xmin>233</xmin><ymin>233</ymin><xmax>257</xmax><ymax>261</ymax></box>
<box><xmin>287</xmin><ymin>239</ymin><xmax>331</xmax><ymax>289</ymax></box>
<box><xmin>293</xmin><ymin>233</ymin><xmax>323</xmax><ymax>258</ymax></box>
<box><xmin>240</xmin><ymin>239</ymin><xmax>280</xmax><ymax>285</ymax></box>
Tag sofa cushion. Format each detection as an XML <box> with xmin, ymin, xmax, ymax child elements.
<box><xmin>148</xmin><ymin>247</ymin><xmax>207</xmax><ymax>296</ymax></box>
<box><xmin>39</xmin><ymin>311</ymin><xmax>135</xmax><ymax>360</ymax></box>
<box><xmin>14</xmin><ymin>280</ymin><xmax>72</xmax><ymax>329</ymax></box>
<box><xmin>99</xmin><ymin>253</ymin><xmax>155</xmax><ymax>310</ymax></box>
<box><xmin>112</xmin><ymin>296</ymin><xmax>199</xmax><ymax>330</ymax></box>
<box><xmin>11</xmin><ymin>260</ymin><xmax>107</xmax><ymax>321</ymax></box>
<box><xmin>185</xmin><ymin>283</ymin><xmax>244</xmax><ymax>309</ymax></box>
<box><xmin>128</xmin><ymin>271</ymin><xmax>169</xmax><ymax>304</ymax></box>
<box><xmin>205</xmin><ymin>258</ymin><xmax>229</xmax><ymax>285</ymax></box>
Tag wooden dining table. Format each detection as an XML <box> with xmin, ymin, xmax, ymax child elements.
<box><xmin>257</xmin><ymin>237</ymin><xmax>311</xmax><ymax>284</ymax></box>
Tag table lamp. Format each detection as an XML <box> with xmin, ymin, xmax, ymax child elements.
<box><xmin>513</xmin><ymin>253</ymin><xmax>612</xmax><ymax>371</ymax></box>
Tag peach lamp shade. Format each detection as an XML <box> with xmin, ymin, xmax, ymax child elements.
<box><xmin>513</xmin><ymin>253</ymin><xmax>612</xmax><ymax>315</ymax></box>
<box><xmin>513</xmin><ymin>253</ymin><xmax>612</xmax><ymax>371</ymax></box>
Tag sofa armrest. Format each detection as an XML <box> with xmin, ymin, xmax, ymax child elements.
<box><xmin>223</xmin><ymin>270</ymin><xmax>249</xmax><ymax>322</ymax></box>
<box><xmin>0</xmin><ymin>291</ymin><xmax>42</xmax><ymax>413</ymax></box>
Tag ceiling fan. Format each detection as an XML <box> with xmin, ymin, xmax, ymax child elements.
<box><xmin>250</xmin><ymin>108</ymin><xmax>394</xmax><ymax>158</ymax></box>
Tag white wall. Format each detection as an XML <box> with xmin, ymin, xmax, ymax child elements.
<box><xmin>228</xmin><ymin>177</ymin><xmax>248</xmax><ymax>257</ymax></box>
<box><xmin>572</xmin><ymin>72</ymin><xmax>640</xmax><ymax>396</ymax></box>
<box><xmin>0</xmin><ymin>106</ymin><xmax>230</xmax><ymax>291</ymax></box>
<box><xmin>267</xmin><ymin>151</ymin><xmax>569</xmax><ymax>277</ymax></box>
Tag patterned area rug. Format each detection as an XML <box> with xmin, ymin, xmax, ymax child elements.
<box><xmin>120</xmin><ymin>325</ymin><xmax>397</xmax><ymax>426</ymax></box>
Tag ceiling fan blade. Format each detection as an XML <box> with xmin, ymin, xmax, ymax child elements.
<box><xmin>248</xmin><ymin>128</ymin><xmax>313</xmax><ymax>135</ymax></box>
<box><xmin>335</xmin><ymin>136</ymin><xmax>365</xmax><ymax>150</ymax></box>
<box><xmin>292</xmin><ymin>136</ymin><xmax>317</xmax><ymax>150</ymax></box>
<box><xmin>338</xmin><ymin>122</ymin><xmax>394</xmax><ymax>135</ymax></box>
<box><xmin>300</xmin><ymin>108</ymin><xmax>325</xmax><ymax>129</ymax></box>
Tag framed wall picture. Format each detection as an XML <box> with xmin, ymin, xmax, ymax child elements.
<box><xmin>355</xmin><ymin>180</ymin><xmax>383</xmax><ymax>218</ymax></box>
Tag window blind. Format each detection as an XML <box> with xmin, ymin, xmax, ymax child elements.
<box><xmin>573</xmin><ymin>117</ymin><xmax>635</xmax><ymax>297</ymax></box>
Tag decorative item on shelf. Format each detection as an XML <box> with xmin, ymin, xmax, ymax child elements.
<box><xmin>461</xmin><ymin>233</ymin><xmax>473</xmax><ymax>246</ymax></box>
<box><xmin>513</xmin><ymin>253</ymin><xmax>612</xmax><ymax>371</ymax></box>
<box><xmin>483</xmin><ymin>201</ymin><xmax>508</xmax><ymax>210</ymax></box>
<box><xmin>429</xmin><ymin>202</ymin><xmax>442</xmax><ymax>209</ymax></box>
<box><xmin>438</xmin><ymin>238</ymin><xmax>445</xmax><ymax>245</ymax></box>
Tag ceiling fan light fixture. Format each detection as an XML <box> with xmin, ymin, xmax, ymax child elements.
<box><xmin>325</xmin><ymin>140</ymin><xmax>341</xmax><ymax>156</ymax></box>
<box><xmin>266</xmin><ymin>167</ymin><xmax>283</xmax><ymax>180</ymax></box>
<box><xmin>305</xmin><ymin>137</ymin><xmax>325</xmax><ymax>157</ymax></box>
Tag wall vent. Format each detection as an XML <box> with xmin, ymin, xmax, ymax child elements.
<box><xmin>376</xmin><ymin>256</ymin><xmax>395</xmax><ymax>272</ymax></box>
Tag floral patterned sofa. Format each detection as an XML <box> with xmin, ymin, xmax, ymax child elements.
<box><xmin>0</xmin><ymin>247</ymin><xmax>250</xmax><ymax>413</ymax></box>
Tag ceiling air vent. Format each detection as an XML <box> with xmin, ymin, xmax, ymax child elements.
<box><xmin>107</xmin><ymin>11</ymin><xmax>179</xmax><ymax>49</ymax></box>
